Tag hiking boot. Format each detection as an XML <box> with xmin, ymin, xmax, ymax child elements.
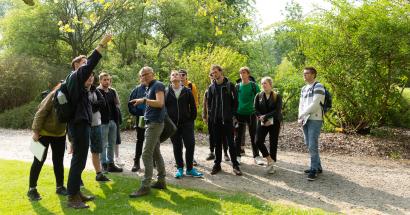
<box><xmin>151</xmin><ymin>180</ymin><xmax>167</xmax><ymax>189</ymax></box>
<box><xmin>129</xmin><ymin>186</ymin><xmax>151</xmax><ymax>198</ymax></box>
<box><xmin>27</xmin><ymin>188</ymin><xmax>41</xmax><ymax>201</ymax></box>
<box><xmin>193</xmin><ymin>159</ymin><xmax>198</xmax><ymax>166</ymax></box>
<box><xmin>304</xmin><ymin>169</ymin><xmax>323</xmax><ymax>174</ymax></box>
<box><xmin>186</xmin><ymin>168</ymin><xmax>203</xmax><ymax>178</ymax></box>
<box><xmin>108</xmin><ymin>163</ymin><xmax>123</xmax><ymax>173</ymax></box>
<box><xmin>206</xmin><ymin>153</ymin><xmax>215</xmax><ymax>161</ymax></box>
<box><xmin>210</xmin><ymin>165</ymin><xmax>221</xmax><ymax>175</ymax></box>
<box><xmin>175</xmin><ymin>168</ymin><xmax>184</xmax><ymax>179</ymax></box>
<box><xmin>79</xmin><ymin>191</ymin><xmax>95</xmax><ymax>202</ymax></box>
<box><xmin>254</xmin><ymin>156</ymin><xmax>264</xmax><ymax>166</ymax></box>
<box><xmin>307</xmin><ymin>171</ymin><xmax>318</xmax><ymax>181</ymax></box>
<box><xmin>224</xmin><ymin>154</ymin><xmax>230</xmax><ymax>161</ymax></box>
<box><xmin>96</xmin><ymin>173</ymin><xmax>110</xmax><ymax>182</ymax></box>
<box><xmin>233</xmin><ymin>166</ymin><xmax>243</xmax><ymax>176</ymax></box>
<box><xmin>267</xmin><ymin>163</ymin><xmax>275</xmax><ymax>174</ymax></box>
<box><xmin>56</xmin><ymin>186</ymin><xmax>68</xmax><ymax>196</ymax></box>
<box><xmin>131</xmin><ymin>160</ymin><xmax>140</xmax><ymax>172</ymax></box>
<box><xmin>67</xmin><ymin>194</ymin><xmax>89</xmax><ymax>209</ymax></box>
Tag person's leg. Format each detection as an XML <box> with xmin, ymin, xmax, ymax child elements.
<box><xmin>223</xmin><ymin>122</ymin><xmax>239</xmax><ymax>167</ymax></box>
<box><xmin>132</xmin><ymin>127</ymin><xmax>145</xmax><ymax>171</ymax></box>
<box><xmin>50</xmin><ymin>136</ymin><xmax>66</xmax><ymax>188</ymax></box>
<box><xmin>255</xmin><ymin>125</ymin><xmax>270</xmax><ymax>159</ymax></box>
<box><xmin>29</xmin><ymin>137</ymin><xmax>50</xmax><ymax>189</ymax></box>
<box><xmin>213</xmin><ymin>122</ymin><xmax>223</xmax><ymax>167</ymax></box>
<box><xmin>171</xmin><ymin>127</ymin><xmax>184</xmax><ymax>169</ymax></box>
<box><xmin>208</xmin><ymin>119</ymin><xmax>215</xmax><ymax>153</ymax></box>
<box><xmin>235</xmin><ymin>114</ymin><xmax>246</xmax><ymax>157</ymax></box>
<box><xmin>249</xmin><ymin>114</ymin><xmax>260</xmax><ymax>158</ymax></box>
<box><xmin>269</xmin><ymin>121</ymin><xmax>281</xmax><ymax>162</ymax></box>
<box><xmin>307</xmin><ymin>120</ymin><xmax>323</xmax><ymax>172</ymax></box>
<box><xmin>100</xmin><ymin>123</ymin><xmax>109</xmax><ymax>166</ymax></box>
<box><xmin>182</xmin><ymin>122</ymin><xmax>195</xmax><ymax>171</ymax></box>
<box><xmin>152</xmin><ymin>139</ymin><xmax>166</xmax><ymax>182</ymax></box>
<box><xmin>107</xmin><ymin>120</ymin><xmax>117</xmax><ymax>164</ymax></box>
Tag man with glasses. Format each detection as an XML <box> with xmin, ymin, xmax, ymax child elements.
<box><xmin>298</xmin><ymin>67</ymin><xmax>325</xmax><ymax>181</ymax></box>
<box><xmin>129</xmin><ymin>66</ymin><xmax>167</xmax><ymax>197</ymax></box>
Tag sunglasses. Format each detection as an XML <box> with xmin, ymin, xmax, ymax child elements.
<box><xmin>179</xmin><ymin>73</ymin><xmax>186</xmax><ymax>77</ymax></box>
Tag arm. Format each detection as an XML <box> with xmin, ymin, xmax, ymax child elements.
<box><xmin>299</xmin><ymin>85</ymin><xmax>325</xmax><ymax>117</ymax></box>
<box><xmin>192</xmin><ymin>83</ymin><xmax>199</xmax><ymax>108</ymax></box>
<box><xmin>265</xmin><ymin>94</ymin><xmax>283</xmax><ymax>120</ymax></box>
<box><xmin>188</xmin><ymin>90</ymin><xmax>197</xmax><ymax>121</ymax></box>
<box><xmin>254</xmin><ymin>93</ymin><xmax>261</xmax><ymax>117</ymax></box>
<box><xmin>92</xmin><ymin>89</ymin><xmax>106</xmax><ymax>112</ymax></box>
<box><xmin>231</xmin><ymin>83</ymin><xmax>238</xmax><ymax>117</ymax></box>
<box><xmin>202</xmin><ymin>91</ymin><xmax>208</xmax><ymax>121</ymax></box>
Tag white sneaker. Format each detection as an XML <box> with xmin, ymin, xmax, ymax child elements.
<box><xmin>267</xmin><ymin>163</ymin><xmax>275</xmax><ymax>174</ymax></box>
<box><xmin>237</xmin><ymin>156</ymin><xmax>241</xmax><ymax>164</ymax></box>
<box><xmin>254</xmin><ymin>156</ymin><xmax>264</xmax><ymax>166</ymax></box>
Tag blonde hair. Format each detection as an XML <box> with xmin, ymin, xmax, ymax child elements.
<box><xmin>261</xmin><ymin>76</ymin><xmax>273</xmax><ymax>87</ymax></box>
<box><xmin>239</xmin><ymin>66</ymin><xmax>250</xmax><ymax>74</ymax></box>
<box><xmin>99</xmin><ymin>72</ymin><xmax>111</xmax><ymax>80</ymax></box>
<box><xmin>139</xmin><ymin>66</ymin><xmax>154</xmax><ymax>74</ymax></box>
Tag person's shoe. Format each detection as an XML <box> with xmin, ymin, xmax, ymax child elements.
<box><xmin>267</xmin><ymin>163</ymin><xmax>275</xmax><ymax>174</ymax></box>
<box><xmin>193</xmin><ymin>159</ymin><xmax>198</xmax><ymax>166</ymax></box>
<box><xmin>237</xmin><ymin>156</ymin><xmax>241</xmax><ymax>165</ymax></box>
<box><xmin>79</xmin><ymin>191</ymin><xmax>95</xmax><ymax>202</ymax></box>
<box><xmin>233</xmin><ymin>166</ymin><xmax>243</xmax><ymax>176</ymax></box>
<box><xmin>240</xmin><ymin>148</ymin><xmax>245</xmax><ymax>156</ymax></box>
<box><xmin>56</xmin><ymin>186</ymin><xmax>68</xmax><ymax>196</ymax></box>
<box><xmin>304</xmin><ymin>169</ymin><xmax>323</xmax><ymax>174</ymax></box>
<box><xmin>102</xmin><ymin>163</ymin><xmax>108</xmax><ymax>173</ymax></box>
<box><xmin>151</xmin><ymin>180</ymin><xmax>167</xmax><ymax>189</ymax></box>
<box><xmin>186</xmin><ymin>168</ymin><xmax>204</xmax><ymax>178</ymax></box>
<box><xmin>96</xmin><ymin>173</ymin><xmax>110</xmax><ymax>182</ymax></box>
<box><xmin>129</xmin><ymin>186</ymin><xmax>151</xmax><ymax>198</ymax></box>
<box><xmin>131</xmin><ymin>160</ymin><xmax>140</xmax><ymax>172</ymax></box>
<box><xmin>67</xmin><ymin>194</ymin><xmax>89</xmax><ymax>209</ymax></box>
<box><xmin>254</xmin><ymin>156</ymin><xmax>265</xmax><ymax>166</ymax></box>
<box><xmin>206</xmin><ymin>153</ymin><xmax>215</xmax><ymax>161</ymax></box>
<box><xmin>210</xmin><ymin>165</ymin><xmax>221</xmax><ymax>175</ymax></box>
<box><xmin>307</xmin><ymin>171</ymin><xmax>318</xmax><ymax>181</ymax></box>
<box><xmin>27</xmin><ymin>188</ymin><xmax>41</xmax><ymax>201</ymax></box>
<box><xmin>108</xmin><ymin>163</ymin><xmax>123</xmax><ymax>172</ymax></box>
<box><xmin>174</xmin><ymin>168</ymin><xmax>184</xmax><ymax>179</ymax></box>
<box><xmin>224</xmin><ymin>154</ymin><xmax>230</xmax><ymax>161</ymax></box>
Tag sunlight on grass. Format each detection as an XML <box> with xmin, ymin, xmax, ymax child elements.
<box><xmin>0</xmin><ymin>159</ymin><xmax>328</xmax><ymax>215</ymax></box>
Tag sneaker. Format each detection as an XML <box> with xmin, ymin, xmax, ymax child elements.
<box><xmin>233</xmin><ymin>166</ymin><xmax>243</xmax><ymax>176</ymax></box>
<box><xmin>129</xmin><ymin>186</ymin><xmax>151</xmax><ymax>198</ymax></box>
<box><xmin>210</xmin><ymin>165</ymin><xmax>221</xmax><ymax>175</ymax></box>
<box><xmin>131</xmin><ymin>160</ymin><xmax>140</xmax><ymax>172</ymax></box>
<box><xmin>151</xmin><ymin>180</ymin><xmax>167</xmax><ymax>189</ymax></box>
<box><xmin>193</xmin><ymin>159</ymin><xmax>198</xmax><ymax>166</ymax></box>
<box><xmin>27</xmin><ymin>188</ymin><xmax>41</xmax><ymax>201</ymax></box>
<box><xmin>108</xmin><ymin>163</ymin><xmax>123</xmax><ymax>172</ymax></box>
<box><xmin>304</xmin><ymin>169</ymin><xmax>323</xmax><ymax>174</ymax></box>
<box><xmin>79</xmin><ymin>191</ymin><xmax>95</xmax><ymax>202</ymax></box>
<box><xmin>56</xmin><ymin>186</ymin><xmax>68</xmax><ymax>196</ymax></box>
<box><xmin>267</xmin><ymin>164</ymin><xmax>275</xmax><ymax>174</ymax></box>
<box><xmin>96</xmin><ymin>173</ymin><xmax>111</xmax><ymax>182</ymax></box>
<box><xmin>254</xmin><ymin>156</ymin><xmax>264</xmax><ymax>166</ymax></box>
<box><xmin>186</xmin><ymin>168</ymin><xmax>204</xmax><ymax>178</ymax></box>
<box><xmin>224</xmin><ymin>154</ymin><xmax>230</xmax><ymax>161</ymax></box>
<box><xmin>67</xmin><ymin>194</ymin><xmax>89</xmax><ymax>209</ymax></box>
<box><xmin>237</xmin><ymin>156</ymin><xmax>241</xmax><ymax>165</ymax></box>
<box><xmin>307</xmin><ymin>171</ymin><xmax>318</xmax><ymax>181</ymax></box>
<box><xmin>206</xmin><ymin>153</ymin><xmax>215</xmax><ymax>161</ymax></box>
<box><xmin>174</xmin><ymin>168</ymin><xmax>184</xmax><ymax>179</ymax></box>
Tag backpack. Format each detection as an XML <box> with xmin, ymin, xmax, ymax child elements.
<box><xmin>313</xmin><ymin>82</ymin><xmax>332</xmax><ymax>114</ymax></box>
<box><xmin>53</xmin><ymin>75</ymin><xmax>75</xmax><ymax>123</ymax></box>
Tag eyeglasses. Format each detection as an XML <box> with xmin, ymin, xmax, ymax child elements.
<box><xmin>179</xmin><ymin>73</ymin><xmax>186</xmax><ymax>77</ymax></box>
<box><xmin>139</xmin><ymin>73</ymin><xmax>151</xmax><ymax>78</ymax></box>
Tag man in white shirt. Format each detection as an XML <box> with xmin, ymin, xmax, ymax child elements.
<box><xmin>298</xmin><ymin>67</ymin><xmax>325</xmax><ymax>181</ymax></box>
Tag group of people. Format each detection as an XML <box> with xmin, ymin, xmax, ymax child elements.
<box><xmin>26</xmin><ymin>34</ymin><xmax>326</xmax><ymax>209</ymax></box>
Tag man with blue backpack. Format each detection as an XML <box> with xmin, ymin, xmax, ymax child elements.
<box><xmin>298</xmin><ymin>66</ymin><xmax>331</xmax><ymax>181</ymax></box>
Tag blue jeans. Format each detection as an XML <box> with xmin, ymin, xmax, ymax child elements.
<box><xmin>100</xmin><ymin>120</ymin><xmax>117</xmax><ymax>164</ymax></box>
<box><xmin>302</xmin><ymin>120</ymin><xmax>323</xmax><ymax>171</ymax></box>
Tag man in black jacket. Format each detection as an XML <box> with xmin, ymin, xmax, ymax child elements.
<box><xmin>66</xmin><ymin>34</ymin><xmax>111</xmax><ymax>209</ymax></box>
<box><xmin>166</xmin><ymin>70</ymin><xmax>203</xmax><ymax>179</ymax></box>
<box><xmin>207</xmin><ymin>65</ymin><xmax>242</xmax><ymax>176</ymax></box>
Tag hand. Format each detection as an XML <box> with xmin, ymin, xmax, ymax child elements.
<box><xmin>258</xmin><ymin>115</ymin><xmax>265</xmax><ymax>121</ymax></box>
<box><xmin>32</xmin><ymin>132</ymin><xmax>40</xmax><ymax>141</ymax></box>
<box><xmin>67</xmin><ymin>142</ymin><xmax>73</xmax><ymax>154</ymax></box>
<box><xmin>130</xmin><ymin>98</ymin><xmax>144</xmax><ymax>106</ymax></box>
<box><xmin>99</xmin><ymin>34</ymin><xmax>112</xmax><ymax>46</ymax></box>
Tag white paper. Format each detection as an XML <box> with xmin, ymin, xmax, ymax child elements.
<box><xmin>261</xmin><ymin>118</ymin><xmax>274</xmax><ymax>126</ymax></box>
<box><xmin>30</xmin><ymin>139</ymin><xmax>46</xmax><ymax>161</ymax></box>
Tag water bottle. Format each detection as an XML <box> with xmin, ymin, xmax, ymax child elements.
<box><xmin>57</xmin><ymin>91</ymin><xmax>68</xmax><ymax>104</ymax></box>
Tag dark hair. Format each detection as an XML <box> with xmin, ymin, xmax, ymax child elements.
<box><xmin>178</xmin><ymin>69</ymin><xmax>187</xmax><ymax>74</ymax></box>
<box><xmin>71</xmin><ymin>55</ymin><xmax>87</xmax><ymax>70</ymax></box>
<box><xmin>304</xmin><ymin>66</ymin><xmax>317</xmax><ymax>78</ymax></box>
<box><xmin>210</xmin><ymin>64</ymin><xmax>223</xmax><ymax>72</ymax></box>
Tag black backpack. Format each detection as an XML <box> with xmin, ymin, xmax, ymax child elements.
<box><xmin>53</xmin><ymin>75</ymin><xmax>75</xmax><ymax>123</ymax></box>
<box><xmin>313</xmin><ymin>82</ymin><xmax>332</xmax><ymax>114</ymax></box>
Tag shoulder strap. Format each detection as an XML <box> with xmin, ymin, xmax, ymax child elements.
<box><xmin>251</xmin><ymin>81</ymin><xmax>257</xmax><ymax>95</ymax></box>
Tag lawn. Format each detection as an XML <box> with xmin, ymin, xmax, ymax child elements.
<box><xmin>0</xmin><ymin>159</ymin><xmax>328</xmax><ymax>215</ymax></box>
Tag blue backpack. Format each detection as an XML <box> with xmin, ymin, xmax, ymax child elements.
<box><xmin>313</xmin><ymin>82</ymin><xmax>332</xmax><ymax>114</ymax></box>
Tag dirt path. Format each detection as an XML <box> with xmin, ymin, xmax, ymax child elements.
<box><xmin>0</xmin><ymin>128</ymin><xmax>409</xmax><ymax>214</ymax></box>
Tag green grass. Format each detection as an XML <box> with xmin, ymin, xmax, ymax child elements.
<box><xmin>0</xmin><ymin>159</ymin><xmax>328</xmax><ymax>215</ymax></box>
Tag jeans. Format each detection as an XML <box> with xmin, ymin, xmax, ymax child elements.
<box><xmin>171</xmin><ymin>121</ymin><xmax>195</xmax><ymax>170</ymax></box>
<box><xmin>213</xmin><ymin>121</ymin><xmax>239</xmax><ymax>167</ymax></box>
<box><xmin>29</xmin><ymin>136</ymin><xmax>66</xmax><ymax>188</ymax></box>
<box><xmin>235</xmin><ymin>114</ymin><xmax>259</xmax><ymax>158</ymax></box>
<box><xmin>101</xmin><ymin>120</ymin><xmax>117</xmax><ymax>164</ymax></box>
<box><xmin>255</xmin><ymin>120</ymin><xmax>281</xmax><ymax>161</ymax></box>
<box><xmin>141</xmin><ymin>122</ymin><xmax>166</xmax><ymax>188</ymax></box>
<box><xmin>134</xmin><ymin>127</ymin><xmax>145</xmax><ymax>162</ymax></box>
<box><xmin>67</xmin><ymin>122</ymin><xmax>90</xmax><ymax>195</ymax></box>
<box><xmin>303</xmin><ymin>120</ymin><xmax>323</xmax><ymax>171</ymax></box>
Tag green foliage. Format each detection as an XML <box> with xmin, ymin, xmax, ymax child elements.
<box><xmin>0</xmin><ymin>159</ymin><xmax>329</xmax><ymax>214</ymax></box>
<box><xmin>0</xmin><ymin>99</ymin><xmax>38</xmax><ymax>129</ymax></box>
<box><xmin>388</xmin><ymin>88</ymin><xmax>410</xmax><ymax>128</ymax></box>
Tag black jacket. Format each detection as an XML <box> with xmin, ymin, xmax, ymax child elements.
<box><xmin>98</xmin><ymin>88</ymin><xmax>120</xmax><ymax>124</ymax></box>
<box><xmin>67</xmin><ymin>50</ymin><xmax>102</xmax><ymax>124</ymax></box>
<box><xmin>165</xmin><ymin>85</ymin><xmax>197</xmax><ymax>126</ymax></box>
<box><xmin>254</xmin><ymin>91</ymin><xmax>283</xmax><ymax>122</ymax></box>
<box><xmin>207</xmin><ymin>77</ymin><xmax>238</xmax><ymax>123</ymax></box>
<box><xmin>90</xmin><ymin>85</ymin><xmax>105</xmax><ymax>113</ymax></box>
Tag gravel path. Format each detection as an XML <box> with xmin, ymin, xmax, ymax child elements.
<box><xmin>0</xmin><ymin>128</ymin><xmax>409</xmax><ymax>214</ymax></box>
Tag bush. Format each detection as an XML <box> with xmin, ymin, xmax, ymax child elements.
<box><xmin>0</xmin><ymin>100</ymin><xmax>39</xmax><ymax>129</ymax></box>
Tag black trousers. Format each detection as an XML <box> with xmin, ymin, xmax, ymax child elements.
<box><xmin>134</xmin><ymin>127</ymin><xmax>145</xmax><ymax>162</ymax></box>
<box><xmin>235</xmin><ymin>114</ymin><xmax>259</xmax><ymax>158</ymax></box>
<box><xmin>255</xmin><ymin>120</ymin><xmax>281</xmax><ymax>161</ymax></box>
<box><xmin>67</xmin><ymin>121</ymin><xmax>90</xmax><ymax>195</ymax></box>
<box><xmin>29</xmin><ymin>136</ymin><xmax>66</xmax><ymax>188</ymax></box>
<box><xmin>213</xmin><ymin>121</ymin><xmax>239</xmax><ymax>167</ymax></box>
<box><xmin>171</xmin><ymin>121</ymin><xmax>196</xmax><ymax>170</ymax></box>
<box><xmin>208</xmin><ymin>119</ymin><xmax>228</xmax><ymax>154</ymax></box>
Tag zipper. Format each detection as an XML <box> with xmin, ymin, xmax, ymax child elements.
<box><xmin>221</xmin><ymin>85</ymin><xmax>224</xmax><ymax>125</ymax></box>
